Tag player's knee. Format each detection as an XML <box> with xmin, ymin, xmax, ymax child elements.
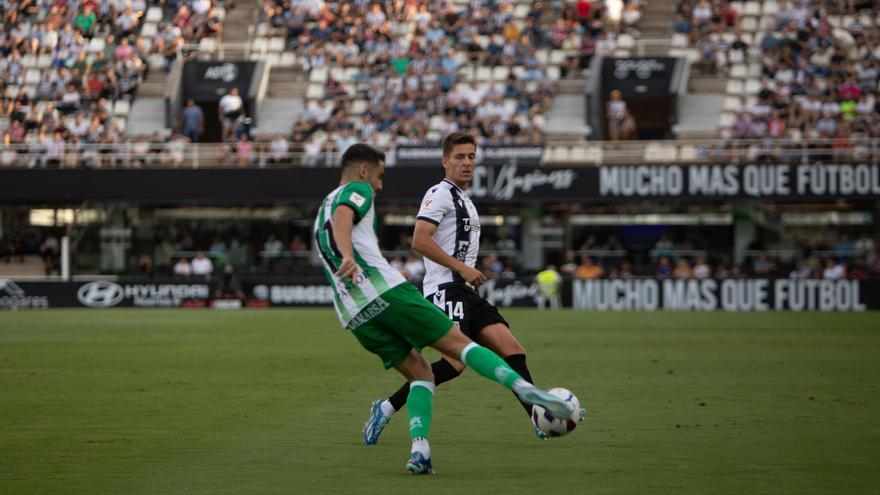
<box><xmin>507</xmin><ymin>341</ymin><xmax>526</xmax><ymax>356</ymax></box>
<box><xmin>412</xmin><ymin>358</ymin><xmax>434</xmax><ymax>382</ymax></box>
<box><xmin>444</xmin><ymin>357</ymin><xmax>466</xmax><ymax>374</ymax></box>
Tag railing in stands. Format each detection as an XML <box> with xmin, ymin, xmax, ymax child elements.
<box><xmin>0</xmin><ymin>138</ymin><xmax>878</xmax><ymax>168</ymax></box>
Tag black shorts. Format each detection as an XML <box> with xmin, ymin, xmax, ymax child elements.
<box><xmin>427</xmin><ymin>282</ymin><xmax>508</xmax><ymax>339</ymax></box>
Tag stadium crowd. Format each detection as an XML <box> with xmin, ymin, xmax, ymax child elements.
<box><xmin>0</xmin><ymin>0</ymin><xmax>229</xmax><ymax>166</ymax></box>
<box><xmin>4</xmin><ymin>224</ymin><xmax>878</xmax><ymax>281</ymax></box>
<box><xmin>259</xmin><ymin>0</ymin><xmax>642</xmax><ymax>154</ymax></box>
<box><xmin>565</xmin><ymin>229</ymin><xmax>879</xmax><ymax>280</ymax></box>
<box><xmin>674</xmin><ymin>0</ymin><xmax>880</xmax><ymax>143</ymax></box>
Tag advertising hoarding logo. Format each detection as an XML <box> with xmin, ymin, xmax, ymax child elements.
<box><xmin>471</xmin><ymin>163</ymin><xmax>577</xmax><ymax>200</ymax></box>
<box><xmin>77</xmin><ymin>281</ymin><xmax>125</xmax><ymax>308</ymax></box>
<box><xmin>613</xmin><ymin>58</ymin><xmax>668</xmax><ymax>80</ymax></box>
<box><xmin>204</xmin><ymin>63</ymin><xmax>238</xmax><ymax>82</ymax></box>
<box><xmin>0</xmin><ymin>279</ymin><xmax>49</xmax><ymax>309</ymax></box>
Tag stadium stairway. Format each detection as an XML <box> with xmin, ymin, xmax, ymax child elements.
<box><xmin>254</xmin><ymin>97</ymin><xmax>304</xmax><ymax>137</ymax></box>
<box><xmin>640</xmin><ymin>0</ymin><xmax>677</xmax><ymax>39</ymax></box>
<box><xmin>219</xmin><ymin>1</ymin><xmax>256</xmax><ymax>59</ymax></box>
<box><xmin>674</xmin><ymin>94</ymin><xmax>726</xmax><ymax>139</ymax></box>
<box><xmin>679</xmin><ymin>66</ymin><xmax>727</xmax><ymax>139</ymax></box>
<box><xmin>127</xmin><ymin>98</ymin><xmax>167</xmax><ymax>136</ymax></box>
<box><xmin>545</xmin><ymin>77</ymin><xmax>591</xmax><ymax>144</ymax></box>
<box><xmin>0</xmin><ymin>255</ymin><xmax>47</xmax><ymax>278</ymax></box>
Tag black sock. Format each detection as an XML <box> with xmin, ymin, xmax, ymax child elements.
<box><xmin>505</xmin><ymin>354</ymin><xmax>535</xmax><ymax>415</ymax></box>
<box><xmin>388</xmin><ymin>358</ymin><xmax>461</xmax><ymax>411</ymax></box>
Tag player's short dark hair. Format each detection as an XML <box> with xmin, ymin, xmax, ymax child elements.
<box><xmin>442</xmin><ymin>132</ymin><xmax>477</xmax><ymax>157</ymax></box>
<box><xmin>340</xmin><ymin>143</ymin><xmax>385</xmax><ymax>170</ymax></box>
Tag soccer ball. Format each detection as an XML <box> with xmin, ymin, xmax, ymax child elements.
<box><xmin>531</xmin><ymin>387</ymin><xmax>582</xmax><ymax>438</ymax></box>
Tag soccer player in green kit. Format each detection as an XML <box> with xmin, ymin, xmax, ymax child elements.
<box><xmin>313</xmin><ymin>143</ymin><xmax>576</xmax><ymax>474</ymax></box>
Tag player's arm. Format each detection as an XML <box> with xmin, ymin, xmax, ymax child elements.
<box><xmin>331</xmin><ymin>206</ymin><xmax>359</xmax><ymax>280</ymax></box>
<box><xmin>412</xmin><ymin>219</ymin><xmax>487</xmax><ymax>287</ymax></box>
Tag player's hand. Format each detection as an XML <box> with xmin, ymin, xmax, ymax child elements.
<box><xmin>457</xmin><ymin>265</ymin><xmax>487</xmax><ymax>288</ymax></box>
<box><xmin>336</xmin><ymin>256</ymin><xmax>359</xmax><ymax>281</ymax></box>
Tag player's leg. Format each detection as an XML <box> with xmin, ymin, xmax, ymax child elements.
<box><xmin>475</xmin><ymin>322</ymin><xmax>553</xmax><ymax>439</ymax></box>
<box><xmin>429</xmin><ymin>326</ymin><xmax>575</xmax><ymax>420</ymax></box>
<box><xmin>464</xmin><ymin>293</ymin><xmax>538</xmax><ymax>416</ymax></box>
<box><xmin>391</xmin><ymin>282</ymin><xmax>571</xmax><ymax>419</ymax></box>
<box><xmin>393</xmin><ymin>350</ymin><xmax>436</xmax><ymax>475</ymax></box>
<box><xmin>365</xmin><ymin>286</ymin><xmax>472</xmax><ymax>444</ymax></box>
<box><xmin>476</xmin><ymin>323</ymin><xmax>535</xmax><ymax>413</ymax></box>
<box><xmin>350</xmin><ymin>301</ymin><xmax>437</xmax><ymax>474</ymax></box>
<box><xmin>381</xmin><ymin>354</ymin><xmax>464</xmax><ymax>418</ymax></box>
<box><xmin>364</xmin><ymin>354</ymin><xmax>463</xmax><ymax>445</ymax></box>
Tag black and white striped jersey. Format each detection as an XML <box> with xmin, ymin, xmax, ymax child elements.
<box><xmin>416</xmin><ymin>179</ymin><xmax>481</xmax><ymax>296</ymax></box>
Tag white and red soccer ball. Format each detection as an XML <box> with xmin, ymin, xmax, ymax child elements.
<box><xmin>531</xmin><ymin>387</ymin><xmax>582</xmax><ymax>438</ymax></box>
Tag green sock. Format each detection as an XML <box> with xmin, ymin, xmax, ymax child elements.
<box><xmin>460</xmin><ymin>343</ymin><xmax>524</xmax><ymax>390</ymax></box>
<box><xmin>407</xmin><ymin>380</ymin><xmax>434</xmax><ymax>440</ymax></box>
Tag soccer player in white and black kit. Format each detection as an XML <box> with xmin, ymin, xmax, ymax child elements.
<box><xmin>363</xmin><ymin>132</ymin><xmax>578</xmax><ymax>444</ymax></box>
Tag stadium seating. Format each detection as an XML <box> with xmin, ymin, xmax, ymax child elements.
<box><xmin>673</xmin><ymin>0</ymin><xmax>879</xmax><ymax>139</ymax></box>
<box><xmin>0</xmin><ymin>0</ymin><xmax>228</xmax><ymax>164</ymax></box>
<box><xmin>251</xmin><ymin>0</ymin><xmax>646</xmax><ymax>154</ymax></box>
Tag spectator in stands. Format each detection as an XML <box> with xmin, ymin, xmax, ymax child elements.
<box><xmin>234</xmin><ymin>134</ymin><xmax>254</xmax><ymax>167</ymax></box>
<box><xmin>692</xmin><ymin>257</ymin><xmax>711</xmax><ymax>279</ymax></box>
<box><xmin>822</xmin><ymin>258</ymin><xmax>846</xmax><ymax>280</ymax></box>
<box><xmin>615</xmin><ymin>260</ymin><xmax>634</xmax><ymax>278</ymax></box>
<box><xmin>179</xmin><ymin>99</ymin><xmax>205</xmax><ymax>143</ymax></box>
<box><xmin>855</xmin><ymin>235</ymin><xmax>876</xmax><ymax>264</ymax></box>
<box><xmin>40</xmin><ymin>234</ymin><xmax>60</xmax><ymax>275</ymax></box>
<box><xmin>58</xmin><ymin>84</ymin><xmax>82</xmax><ymax>115</ymax></box>
<box><xmin>75</xmin><ymin>5</ymin><xmax>98</xmax><ymax>38</ymax></box>
<box><xmin>173</xmin><ymin>257</ymin><xmax>192</xmax><ymax>277</ymax></box>
<box><xmin>672</xmin><ymin>258</ymin><xmax>692</xmax><ymax>279</ymax></box>
<box><xmin>654</xmin><ymin>234</ymin><xmax>674</xmax><ymax>256</ymax></box>
<box><xmin>209</xmin><ymin>237</ymin><xmax>227</xmax><ymax>257</ymax></box>
<box><xmin>191</xmin><ymin>251</ymin><xmax>213</xmax><ymax>280</ymax></box>
<box><xmin>606</xmin><ymin>89</ymin><xmax>636</xmax><ymax>141</ymax></box>
<box><xmin>403</xmin><ymin>256</ymin><xmax>425</xmax><ymax>284</ymax></box>
<box><xmin>848</xmin><ymin>261</ymin><xmax>869</xmax><ymax>280</ymax></box>
<box><xmin>234</xmin><ymin>113</ymin><xmax>254</xmax><ymax>142</ymax></box>
<box><xmin>303</xmin><ymin>136</ymin><xmax>322</xmax><ymax>166</ymax></box>
<box><xmin>218</xmin><ymin>87</ymin><xmax>243</xmax><ymax>141</ymax></box>
<box><xmin>166</xmin><ymin>134</ymin><xmax>187</xmax><ymax>167</ymax></box>
<box><xmin>481</xmin><ymin>254</ymin><xmax>504</xmax><ymax>280</ymax></box>
<box><xmin>289</xmin><ymin>235</ymin><xmax>307</xmax><ymax>252</ymax></box>
<box><xmin>560</xmin><ymin>249</ymin><xmax>578</xmax><ymax>277</ymax></box>
<box><xmin>115</xmin><ymin>6</ymin><xmax>139</xmax><ymax>37</ymax></box>
<box><xmin>215</xmin><ymin>264</ymin><xmax>246</xmax><ymax>300</ymax></box>
<box><xmin>263</xmin><ymin>235</ymin><xmax>283</xmax><ymax>258</ymax></box>
<box><xmin>131</xmin><ymin>137</ymin><xmax>150</xmax><ymax>167</ymax></box>
<box><xmin>44</xmin><ymin>131</ymin><xmax>65</xmax><ymax>168</ymax></box>
<box><xmin>834</xmin><ymin>234</ymin><xmax>857</xmax><ymax>259</ymax></box>
<box><xmin>656</xmin><ymin>257</ymin><xmax>672</xmax><ymax>278</ymax></box>
<box><xmin>752</xmin><ymin>253</ymin><xmax>777</xmax><ymax>276</ymax></box>
<box><xmin>575</xmin><ymin>256</ymin><xmax>604</xmax><ymax>280</ymax></box>
<box><xmin>333</xmin><ymin>128</ymin><xmax>357</xmax><ymax>156</ymax></box>
<box><xmin>390</xmin><ymin>256</ymin><xmax>405</xmax><ymax>273</ymax></box>
<box><xmin>790</xmin><ymin>260</ymin><xmax>813</xmax><ymax>279</ymax></box>
<box><xmin>138</xmin><ymin>254</ymin><xmax>155</xmax><ymax>277</ymax></box>
<box><xmin>269</xmin><ymin>134</ymin><xmax>290</xmax><ymax>165</ymax></box>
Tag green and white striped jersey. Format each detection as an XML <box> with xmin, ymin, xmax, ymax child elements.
<box><xmin>313</xmin><ymin>181</ymin><xmax>406</xmax><ymax>328</ymax></box>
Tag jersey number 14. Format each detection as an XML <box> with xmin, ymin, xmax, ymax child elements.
<box><xmin>445</xmin><ymin>301</ymin><xmax>464</xmax><ymax>320</ymax></box>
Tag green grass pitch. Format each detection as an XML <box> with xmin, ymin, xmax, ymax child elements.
<box><xmin>1</xmin><ymin>309</ymin><xmax>878</xmax><ymax>494</ymax></box>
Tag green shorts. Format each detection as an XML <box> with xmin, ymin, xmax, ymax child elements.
<box><xmin>349</xmin><ymin>283</ymin><xmax>454</xmax><ymax>369</ymax></box>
